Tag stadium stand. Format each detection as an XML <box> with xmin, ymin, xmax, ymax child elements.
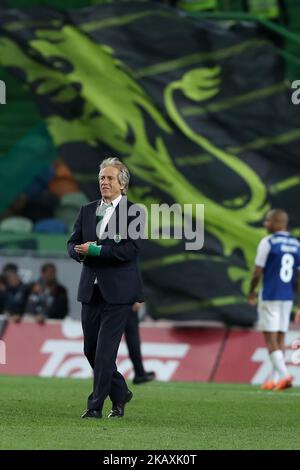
<box><xmin>33</xmin><ymin>219</ymin><xmax>68</xmax><ymax>234</ymax></box>
<box><xmin>60</xmin><ymin>192</ymin><xmax>90</xmax><ymax>209</ymax></box>
<box><xmin>0</xmin><ymin>216</ymin><xmax>33</xmax><ymax>233</ymax></box>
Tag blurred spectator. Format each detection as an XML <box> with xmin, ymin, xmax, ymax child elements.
<box><xmin>25</xmin><ymin>263</ymin><xmax>68</xmax><ymax>323</ymax></box>
<box><xmin>1</xmin><ymin>263</ymin><xmax>18</xmax><ymax>279</ymax></box>
<box><xmin>0</xmin><ymin>275</ymin><xmax>6</xmax><ymax>314</ymax></box>
<box><xmin>1</xmin><ymin>263</ymin><xmax>28</xmax><ymax>322</ymax></box>
<box><xmin>49</xmin><ymin>159</ymin><xmax>80</xmax><ymax>197</ymax></box>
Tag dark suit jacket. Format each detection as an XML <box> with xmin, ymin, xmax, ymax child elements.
<box><xmin>67</xmin><ymin>197</ymin><xmax>145</xmax><ymax>304</ymax></box>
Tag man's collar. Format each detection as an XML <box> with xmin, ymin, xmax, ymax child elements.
<box><xmin>100</xmin><ymin>194</ymin><xmax>122</xmax><ymax>208</ymax></box>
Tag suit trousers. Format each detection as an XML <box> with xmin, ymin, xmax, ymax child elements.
<box><xmin>81</xmin><ymin>285</ymin><xmax>131</xmax><ymax>411</ymax></box>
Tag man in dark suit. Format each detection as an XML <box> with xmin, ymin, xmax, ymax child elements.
<box><xmin>67</xmin><ymin>157</ymin><xmax>144</xmax><ymax>419</ymax></box>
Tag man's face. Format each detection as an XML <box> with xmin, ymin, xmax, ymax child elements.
<box><xmin>264</xmin><ymin>213</ymin><xmax>275</xmax><ymax>234</ymax></box>
<box><xmin>99</xmin><ymin>166</ymin><xmax>124</xmax><ymax>202</ymax></box>
<box><xmin>5</xmin><ymin>271</ymin><xmax>19</xmax><ymax>287</ymax></box>
<box><xmin>42</xmin><ymin>267</ymin><xmax>56</xmax><ymax>284</ymax></box>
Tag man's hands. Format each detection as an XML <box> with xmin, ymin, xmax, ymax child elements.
<box><xmin>294</xmin><ymin>308</ymin><xmax>300</xmax><ymax>325</ymax></box>
<box><xmin>247</xmin><ymin>292</ymin><xmax>257</xmax><ymax>306</ymax></box>
<box><xmin>75</xmin><ymin>241</ymin><xmax>95</xmax><ymax>255</ymax></box>
<box><xmin>132</xmin><ymin>302</ymin><xmax>144</xmax><ymax>312</ymax></box>
<box><xmin>247</xmin><ymin>266</ymin><xmax>263</xmax><ymax>307</ymax></box>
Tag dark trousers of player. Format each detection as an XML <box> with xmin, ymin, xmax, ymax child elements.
<box><xmin>124</xmin><ymin>312</ymin><xmax>145</xmax><ymax>377</ymax></box>
<box><xmin>81</xmin><ymin>285</ymin><xmax>131</xmax><ymax>411</ymax></box>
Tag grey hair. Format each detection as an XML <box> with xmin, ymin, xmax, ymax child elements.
<box><xmin>99</xmin><ymin>157</ymin><xmax>130</xmax><ymax>195</ymax></box>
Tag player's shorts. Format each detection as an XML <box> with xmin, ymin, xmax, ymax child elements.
<box><xmin>257</xmin><ymin>300</ymin><xmax>293</xmax><ymax>333</ymax></box>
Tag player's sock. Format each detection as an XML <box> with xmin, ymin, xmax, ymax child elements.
<box><xmin>270</xmin><ymin>368</ymin><xmax>279</xmax><ymax>382</ymax></box>
<box><xmin>270</xmin><ymin>350</ymin><xmax>289</xmax><ymax>379</ymax></box>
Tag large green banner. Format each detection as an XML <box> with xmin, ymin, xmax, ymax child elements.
<box><xmin>0</xmin><ymin>2</ymin><xmax>299</xmax><ymax>324</ymax></box>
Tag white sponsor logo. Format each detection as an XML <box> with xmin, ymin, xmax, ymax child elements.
<box><xmin>291</xmin><ymin>339</ymin><xmax>300</xmax><ymax>365</ymax></box>
<box><xmin>39</xmin><ymin>320</ymin><xmax>190</xmax><ymax>381</ymax></box>
<box><xmin>117</xmin><ymin>342</ymin><xmax>189</xmax><ymax>381</ymax></box>
<box><xmin>0</xmin><ymin>340</ymin><xmax>6</xmax><ymax>364</ymax></box>
<box><xmin>251</xmin><ymin>332</ymin><xmax>300</xmax><ymax>385</ymax></box>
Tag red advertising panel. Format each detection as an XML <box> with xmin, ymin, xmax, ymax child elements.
<box><xmin>1</xmin><ymin>320</ymin><xmax>299</xmax><ymax>384</ymax></box>
<box><xmin>213</xmin><ymin>330</ymin><xmax>300</xmax><ymax>385</ymax></box>
<box><xmin>0</xmin><ymin>320</ymin><xmax>223</xmax><ymax>381</ymax></box>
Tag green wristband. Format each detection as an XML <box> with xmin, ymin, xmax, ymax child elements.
<box><xmin>88</xmin><ymin>243</ymin><xmax>102</xmax><ymax>256</ymax></box>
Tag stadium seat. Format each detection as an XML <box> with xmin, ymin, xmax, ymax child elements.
<box><xmin>0</xmin><ymin>216</ymin><xmax>33</xmax><ymax>233</ymax></box>
<box><xmin>33</xmin><ymin>218</ymin><xmax>68</xmax><ymax>234</ymax></box>
<box><xmin>61</xmin><ymin>191</ymin><xmax>89</xmax><ymax>209</ymax></box>
<box><xmin>55</xmin><ymin>206</ymin><xmax>80</xmax><ymax>230</ymax></box>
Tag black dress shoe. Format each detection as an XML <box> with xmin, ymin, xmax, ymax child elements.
<box><xmin>133</xmin><ymin>371</ymin><xmax>155</xmax><ymax>385</ymax></box>
<box><xmin>108</xmin><ymin>390</ymin><xmax>133</xmax><ymax>418</ymax></box>
<box><xmin>81</xmin><ymin>409</ymin><xmax>102</xmax><ymax>419</ymax></box>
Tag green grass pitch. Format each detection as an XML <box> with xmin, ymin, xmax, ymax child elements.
<box><xmin>0</xmin><ymin>376</ymin><xmax>299</xmax><ymax>450</ymax></box>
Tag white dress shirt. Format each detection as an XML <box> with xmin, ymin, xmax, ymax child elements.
<box><xmin>96</xmin><ymin>193</ymin><xmax>122</xmax><ymax>240</ymax></box>
<box><xmin>94</xmin><ymin>194</ymin><xmax>122</xmax><ymax>284</ymax></box>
